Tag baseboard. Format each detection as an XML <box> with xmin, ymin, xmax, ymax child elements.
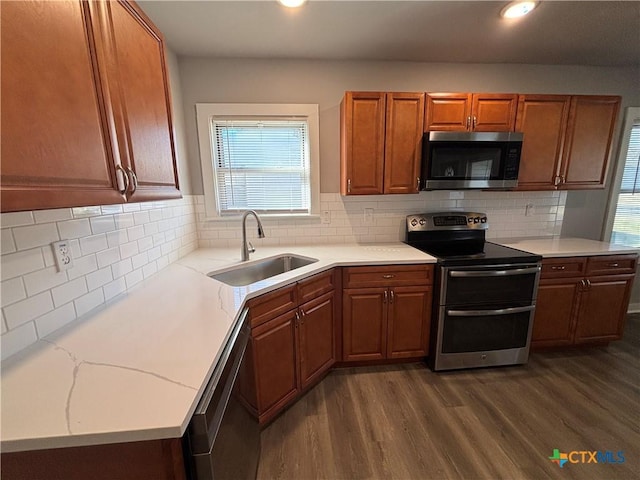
<box><xmin>628</xmin><ymin>302</ymin><xmax>640</xmax><ymax>314</ymax></box>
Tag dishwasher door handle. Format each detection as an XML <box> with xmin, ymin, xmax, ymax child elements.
<box><xmin>449</xmin><ymin>266</ymin><xmax>540</xmax><ymax>278</ymax></box>
<box><xmin>447</xmin><ymin>305</ymin><xmax>536</xmax><ymax>317</ymax></box>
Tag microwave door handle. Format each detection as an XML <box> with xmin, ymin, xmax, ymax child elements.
<box><xmin>447</xmin><ymin>305</ymin><xmax>536</xmax><ymax>317</ymax></box>
<box><xmin>449</xmin><ymin>267</ymin><xmax>540</xmax><ymax>278</ymax></box>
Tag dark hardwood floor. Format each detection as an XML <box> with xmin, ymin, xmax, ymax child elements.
<box><xmin>258</xmin><ymin>314</ymin><xmax>640</xmax><ymax>480</ymax></box>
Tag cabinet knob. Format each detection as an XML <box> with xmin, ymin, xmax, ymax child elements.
<box><xmin>608</xmin><ymin>263</ymin><xmax>619</xmax><ymax>267</ymax></box>
<box><xmin>382</xmin><ymin>274</ymin><xmax>395</xmax><ymax>279</ymax></box>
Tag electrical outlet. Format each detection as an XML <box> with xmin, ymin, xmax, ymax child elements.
<box><xmin>321</xmin><ymin>210</ymin><xmax>331</xmax><ymax>224</ymax></box>
<box><xmin>52</xmin><ymin>240</ymin><xmax>73</xmax><ymax>272</ymax></box>
<box><xmin>364</xmin><ymin>208</ymin><xmax>374</xmax><ymax>225</ymax></box>
<box><xmin>525</xmin><ymin>203</ymin><xmax>535</xmax><ymax>216</ymax></box>
<box><xmin>449</xmin><ymin>191</ymin><xmax>464</xmax><ymax>199</ymax></box>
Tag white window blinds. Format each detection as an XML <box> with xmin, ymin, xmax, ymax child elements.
<box><xmin>611</xmin><ymin>123</ymin><xmax>640</xmax><ymax>247</ymax></box>
<box><xmin>211</xmin><ymin>118</ymin><xmax>311</xmax><ymax>215</ymax></box>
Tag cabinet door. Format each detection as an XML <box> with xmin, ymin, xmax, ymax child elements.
<box><xmin>574</xmin><ymin>275</ymin><xmax>634</xmax><ymax>343</ymax></box>
<box><xmin>297</xmin><ymin>291</ymin><xmax>336</xmax><ymax>390</ymax></box>
<box><xmin>340</xmin><ymin>92</ymin><xmax>385</xmax><ymax>195</ymax></box>
<box><xmin>471</xmin><ymin>94</ymin><xmax>518</xmax><ymax>132</ymax></box>
<box><xmin>531</xmin><ymin>279</ymin><xmax>581</xmax><ymax>347</ymax></box>
<box><xmin>424</xmin><ymin>93</ymin><xmax>471</xmax><ymax>131</ymax></box>
<box><xmin>383</xmin><ymin>93</ymin><xmax>425</xmax><ymax>194</ymax></box>
<box><xmin>342</xmin><ymin>288</ymin><xmax>387</xmax><ymax>361</ymax></box>
<box><xmin>251</xmin><ymin>309</ymin><xmax>298</xmax><ymax>423</ymax></box>
<box><xmin>515</xmin><ymin>95</ymin><xmax>571</xmax><ymax>190</ymax></box>
<box><xmin>387</xmin><ymin>286</ymin><xmax>432</xmax><ymax>358</ymax></box>
<box><xmin>1</xmin><ymin>0</ymin><xmax>124</xmax><ymax>212</ymax></box>
<box><xmin>560</xmin><ymin>95</ymin><xmax>620</xmax><ymax>189</ymax></box>
<box><xmin>99</xmin><ymin>0</ymin><xmax>181</xmax><ymax>202</ymax></box>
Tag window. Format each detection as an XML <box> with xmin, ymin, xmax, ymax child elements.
<box><xmin>605</xmin><ymin>107</ymin><xmax>640</xmax><ymax>247</ymax></box>
<box><xmin>196</xmin><ymin>104</ymin><xmax>320</xmax><ymax>218</ymax></box>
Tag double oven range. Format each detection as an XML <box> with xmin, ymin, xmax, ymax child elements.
<box><xmin>406</xmin><ymin>212</ymin><xmax>542</xmax><ymax>371</ymax></box>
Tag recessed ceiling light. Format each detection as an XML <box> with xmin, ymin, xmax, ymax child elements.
<box><xmin>277</xmin><ymin>0</ymin><xmax>308</xmax><ymax>8</ymax></box>
<box><xmin>500</xmin><ymin>1</ymin><xmax>538</xmax><ymax>19</ymax></box>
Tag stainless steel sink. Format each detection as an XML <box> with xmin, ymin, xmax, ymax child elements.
<box><xmin>209</xmin><ymin>254</ymin><xmax>318</xmax><ymax>286</ymax></box>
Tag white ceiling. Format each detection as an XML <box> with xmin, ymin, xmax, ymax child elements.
<box><xmin>138</xmin><ymin>1</ymin><xmax>640</xmax><ymax>67</ymax></box>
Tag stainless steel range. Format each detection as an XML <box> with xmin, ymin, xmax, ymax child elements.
<box><xmin>405</xmin><ymin>212</ymin><xmax>542</xmax><ymax>371</ymax></box>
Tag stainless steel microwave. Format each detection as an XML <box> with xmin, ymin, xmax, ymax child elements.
<box><xmin>421</xmin><ymin>131</ymin><xmax>524</xmax><ymax>190</ymax></box>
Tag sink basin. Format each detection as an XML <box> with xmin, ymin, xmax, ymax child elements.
<box><xmin>209</xmin><ymin>254</ymin><xmax>318</xmax><ymax>286</ymax></box>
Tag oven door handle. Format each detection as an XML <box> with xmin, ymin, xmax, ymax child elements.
<box><xmin>449</xmin><ymin>267</ymin><xmax>540</xmax><ymax>278</ymax></box>
<box><xmin>447</xmin><ymin>305</ymin><xmax>536</xmax><ymax>317</ymax></box>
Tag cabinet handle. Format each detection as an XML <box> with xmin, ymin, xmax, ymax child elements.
<box><xmin>472</xmin><ymin>115</ymin><xmax>477</xmax><ymax>129</ymax></box>
<box><xmin>382</xmin><ymin>274</ymin><xmax>395</xmax><ymax>279</ymax></box>
<box><xmin>580</xmin><ymin>279</ymin><xmax>587</xmax><ymax>289</ymax></box>
<box><xmin>126</xmin><ymin>167</ymin><xmax>138</xmax><ymax>194</ymax></box>
<box><xmin>586</xmin><ymin>279</ymin><xmax>591</xmax><ymax>288</ymax></box>
<box><xmin>383</xmin><ymin>290</ymin><xmax>388</xmax><ymax>303</ymax></box>
<box><xmin>295</xmin><ymin>311</ymin><xmax>300</xmax><ymax>326</ymax></box>
<box><xmin>560</xmin><ymin>175</ymin><xmax>566</xmax><ymax>184</ymax></box>
<box><xmin>390</xmin><ymin>290</ymin><xmax>394</xmax><ymax>303</ymax></box>
<box><xmin>466</xmin><ymin>116</ymin><xmax>471</xmax><ymax>130</ymax></box>
<box><xmin>416</xmin><ymin>177</ymin><xmax>420</xmax><ymax>191</ymax></box>
<box><xmin>347</xmin><ymin>179</ymin><xmax>352</xmax><ymax>193</ymax></box>
<box><xmin>300</xmin><ymin>308</ymin><xmax>306</xmax><ymax>317</ymax></box>
<box><xmin>608</xmin><ymin>263</ymin><xmax>619</xmax><ymax>267</ymax></box>
<box><xmin>115</xmin><ymin>164</ymin><xmax>129</xmax><ymax>195</ymax></box>
<box><xmin>551</xmin><ymin>265</ymin><xmax>566</xmax><ymax>271</ymax></box>
<box><xmin>553</xmin><ymin>176</ymin><xmax>561</xmax><ymax>186</ymax></box>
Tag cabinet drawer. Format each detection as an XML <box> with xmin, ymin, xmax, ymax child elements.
<box><xmin>343</xmin><ymin>265</ymin><xmax>433</xmax><ymax>288</ymax></box>
<box><xmin>540</xmin><ymin>257</ymin><xmax>586</xmax><ymax>279</ymax></box>
<box><xmin>297</xmin><ymin>269</ymin><xmax>336</xmax><ymax>304</ymax></box>
<box><xmin>586</xmin><ymin>254</ymin><xmax>638</xmax><ymax>276</ymax></box>
<box><xmin>248</xmin><ymin>284</ymin><xmax>297</xmax><ymax>327</ymax></box>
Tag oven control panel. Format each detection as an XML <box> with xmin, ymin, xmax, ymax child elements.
<box><xmin>406</xmin><ymin>212</ymin><xmax>488</xmax><ymax>231</ymax></box>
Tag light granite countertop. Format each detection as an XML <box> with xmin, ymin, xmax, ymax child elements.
<box><xmin>1</xmin><ymin>238</ymin><xmax>637</xmax><ymax>453</ymax></box>
<box><xmin>0</xmin><ymin>243</ymin><xmax>435</xmax><ymax>453</ymax></box>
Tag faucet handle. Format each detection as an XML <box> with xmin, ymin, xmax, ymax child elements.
<box><xmin>248</xmin><ymin>242</ymin><xmax>255</xmax><ymax>254</ymax></box>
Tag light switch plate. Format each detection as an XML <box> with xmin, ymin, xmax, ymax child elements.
<box><xmin>321</xmin><ymin>210</ymin><xmax>331</xmax><ymax>224</ymax></box>
<box><xmin>52</xmin><ymin>240</ymin><xmax>74</xmax><ymax>272</ymax></box>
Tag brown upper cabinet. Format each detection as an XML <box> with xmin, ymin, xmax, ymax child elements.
<box><xmin>424</xmin><ymin>93</ymin><xmax>518</xmax><ymax>132</ymax></box>
<box><xmin>341</xmin><ymin>92</ymin><xmax>424</xmax><ymax>195</ymax></box>
<box><xmin>516</xmin><ymin>94</ymin><xmax>620</xmax><ymax>190</ymax></box>
<box><xmin>1</xmin><ymin>0</ymin><xmax>180</xmax><ymax>213</ymax></box>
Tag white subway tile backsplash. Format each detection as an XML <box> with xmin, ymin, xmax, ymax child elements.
<box><xmin>1</xmin><ymin>211</ymin><xmax>35</xmax><ymax>228</ymax></box>
<box><xmin>112</xmin><ymin>256</ymin><xmax>134</xmax><ymax>278</ymax></box>
<box><xmin>89</xmin><ymin>215</ymin><xmax>116</xmax><ymax>234</ymax></box>
<box><xmin>58</xmin><ymin>218</ymin><xmax>91</xmax><ymax>240</ymax></box>
<box><xmin>23</xmin><ymin>267</ymin><xmax>67</xmax><ymax>296</ymax></box>
<box><xmin>51</xmin><ymin>277</ymin><xmax>87</xmax><ymax>308</ymax></box>
<box><xmin>86</xmin><ymin>267</ymin><xmax>113</xmax><ymax>291</ymax></box>
<box><xmin>1</xmin><ymin>322</ymin><xmax>38</xmax><ymax>360</ymax></box>
<box><xmin>34</xmin><ymin>303</ymin><xmax>76</xmax><ymax>338</ymax></box>
<box><xmin>1</xmin><ymin>197</ymin><xmax>197</xmax><ymax>358</ymax></box>
<box><xmin>1</xmin><ymin>248</ymin><xmax>45</xmax><ymax>281</ymax></box>
<box><xmin>96</xmin><ymin>247</ymin><xmax>120</xmax><ymax>269</ymax></box>
<box><xmin>12</xmin><ymin>223</ymin><xmax>59</xmax><ymax>251</ymax></box>
<box><xmin>33</xmin><ymin>209</ymin><xmax>73</xmax><ymax>224</ymax></box>
<box><xmin>1</xmin><ymin>228</ymin><xmax>17</xmax><ymax>255</ymax></box>
<box><xmin>1</xmin><ymin>277</ymin><xmax>27</xmax><ymax>307</ymax></box>
<box><xmin>103</xmin><ymin>277</ymin><xmax>127</xmax><ymax>301</ymax></box>
<box><xmin>74</xmin><ymin>288</ymin><xmax>105</xmax><ymax>317</ymax></box>
<box><xmin>4</xmin><ymin>291</ymin><xmax>54</xmax><ymax>329</ymax></box>
<box><xmin>125</xmin><ymin>268</ymin><xmax>144</xmax><ymax>289</ymax></box>
<box><xmin>66</xmin><ymin>254</ymin><xmax>98</xmax><ymax>281</ymax></box>
<box><xmin>79</xmin><ymin>233</ymin><xmax>108</xmax><ymax>256</ymax></box>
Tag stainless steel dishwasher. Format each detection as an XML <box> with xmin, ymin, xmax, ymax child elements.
<box><xmin>183</xmin><ymin>309</ymin><xmax>260</xmax><ymax>480</ymax></box>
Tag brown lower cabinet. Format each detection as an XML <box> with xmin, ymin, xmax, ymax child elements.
<box><xmin>532</xmin><ymin>254</ymin><xmax>637</xmax><ymax>348</ymax></box>
<box><xmin>241</xmin><ymin>270</ymin><xmax>338</xmax><ymax>425</ymax></box>
<box><xmin>342</xmin><ymin>265</ymin><xmax>434</xmax><ymax>362</ymax></box>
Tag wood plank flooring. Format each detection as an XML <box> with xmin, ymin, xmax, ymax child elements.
<box><xmin>258</xmin><ymin>314</ymin><xmax>640</xmax><ymax>480</ymax></box>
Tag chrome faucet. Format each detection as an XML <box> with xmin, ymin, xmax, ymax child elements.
<box><xmin>241</xmin><ymin>210</ymin><xmax>265</xmax><ymax>261</ymax></box>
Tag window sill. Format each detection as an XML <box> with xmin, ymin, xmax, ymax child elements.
<box><xmin>201</xmin><ymin>213</ymin><xmax>321</xmax><ymax>222</ymax></box>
